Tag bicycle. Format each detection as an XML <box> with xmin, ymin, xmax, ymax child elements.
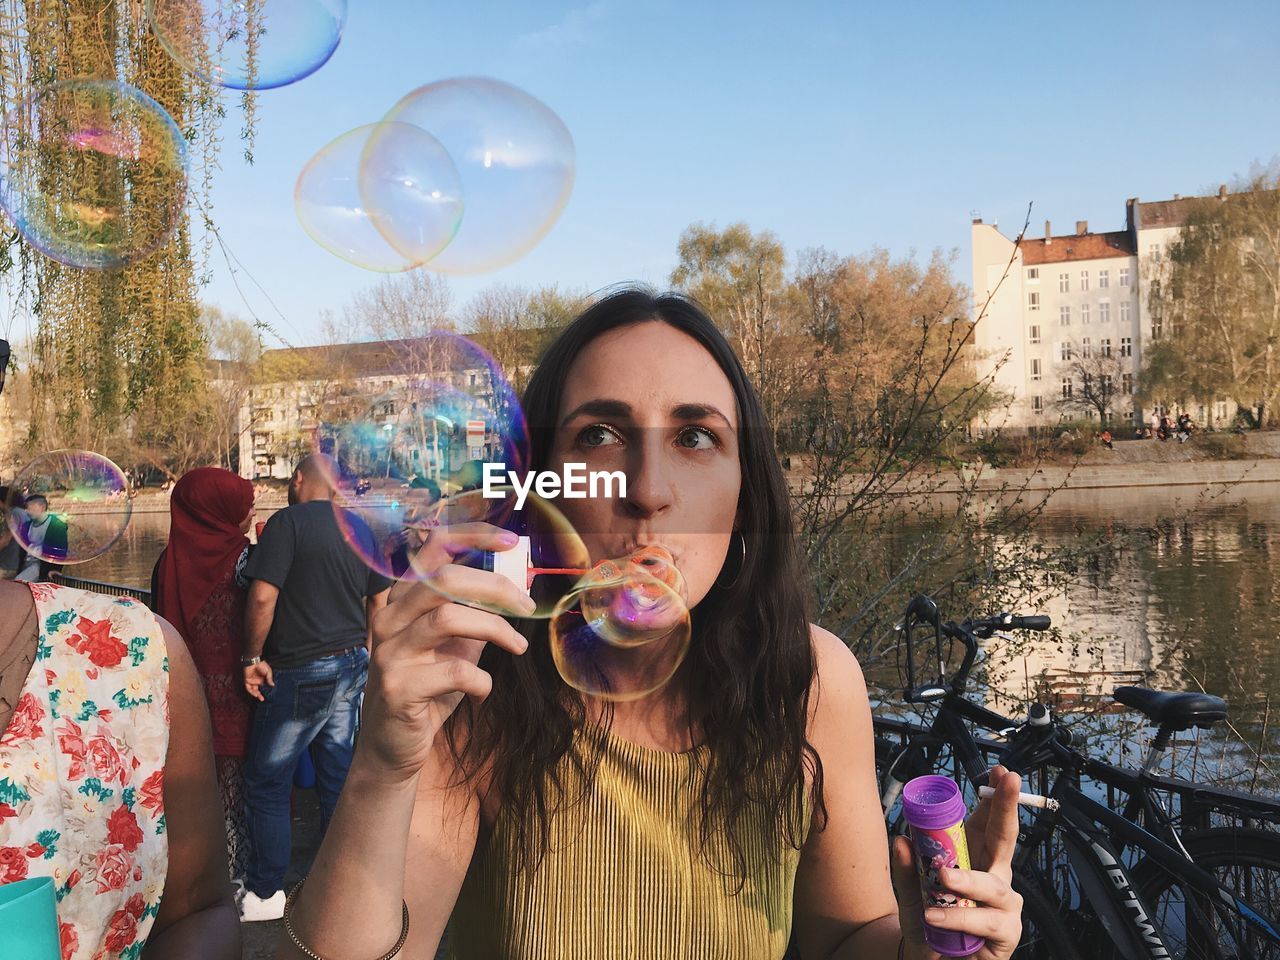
<box><xmin>875</xmin><ymin>594</ymin><xmax>1280</xmax><ymax>960</ymax></box>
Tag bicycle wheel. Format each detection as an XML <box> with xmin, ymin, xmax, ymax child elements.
<box><xmin>1013</xmin><ymin>869</ymin><xmax>1087</xmax><ymax>960</ymax></box>
<box><xmin>1131</xmin><ymin>827</ymin><xmax>1280</xmax><ymax>960</ymax></box>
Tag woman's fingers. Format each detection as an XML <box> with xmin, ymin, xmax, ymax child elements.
<box><xmin>386</xmin><ymin>521</ymin><xmax>524</xmax><ymax>601</ymax></box>
<box><xmin>981</xmin><ymin>766</ymin><xmax>1022</xmax><ymax>882</ymax></box>
<box><xmin>936</xmin><ymin>867</ymin><xmax>1018</xmax><ymax>911</ymax></box>
<box><xmin>406</xmin><ymin>658</ymin><xmax>494</xmax><ymax>704</ymax></box>
<box><xmin>922</xmin><ymin>902</ymin><xmax>1023</xmax><ymax>941</ymax></box>
<box><xmin>377</xmin><ymin>600</ymin><xmax>528</xmax><ymax>663</ymax></box>
<box><xmin>380</xmin><ymin>564</ymin><xmax>535</xmax><ymax>639</ymax></box>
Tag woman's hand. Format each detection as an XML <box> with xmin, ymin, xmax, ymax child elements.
<box><xmin>355</xmin><ymin>523</ymin><xmax>534</xmax><ymax>786</ymax></box>
<box><xmin>890</xmin><ymin>765</ymin><xmax>1025</xmax><ymax>960</ymax></box>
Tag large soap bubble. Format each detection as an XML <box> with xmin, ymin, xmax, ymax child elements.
<box><xmin>378</xmin><ymin>77</ymin><xmax>575</xmax><ymax>274</ymax></box>
<box><xmin>147</xmin><ymin>0</ymin><xmax>347</xmax><ymax>90</ymax></box>
<box><xmin>5</xmin><ymin>451</ymin><xmax>133</xmax><ymax>565</ymax></box>
<box><xmin>0</xmin><ymin>80</ymin><xmax>188</xmax><ymax>269</ymax></box>
<box><xmin>313</xmin><ymin>333</ymin><xmax>533</xmax><ymax>582</ymax></box>
<box><xmin>295</xmin><ymin>121</ymin><xmax>463</xmax><ymax>272</ymax></box>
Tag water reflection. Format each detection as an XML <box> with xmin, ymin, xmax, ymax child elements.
<box><xmin>68</xmin><ymin>486</ymin><xmax>1279</xmax><ymax>745</ymax></box>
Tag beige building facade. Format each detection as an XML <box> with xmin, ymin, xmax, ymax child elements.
<box><xmin>971</xmin><ymin>189</ymin><xmax>1232</xmax><ymax>430</ymax></box>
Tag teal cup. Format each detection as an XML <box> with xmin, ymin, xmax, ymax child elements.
<box><xmin>0</xmin><ymin>876</ymin><xmax>60</xmax><ymax>960</ymax></box>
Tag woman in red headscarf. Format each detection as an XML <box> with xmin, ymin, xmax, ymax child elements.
<box><xmin>151</xmin><ymin>467</ymin><xmax>256</xmax><ymax>893</ymax></box>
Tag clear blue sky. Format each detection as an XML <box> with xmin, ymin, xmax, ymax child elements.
<box><xmin>201</xmin><ymin>0</ymin><xmax>1280</xmax><ymax>347</ymax></box>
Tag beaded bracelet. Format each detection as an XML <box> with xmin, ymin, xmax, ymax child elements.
<box><xmin>283</xmin><ymin>878</ymin><xmax>410</xmax><ymax>960</ymax></box>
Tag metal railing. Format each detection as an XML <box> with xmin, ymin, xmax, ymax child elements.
<box><xmin>48</xmin><ymin>572</ymin><xmax>152</xmax><ymax>607</ymax></box>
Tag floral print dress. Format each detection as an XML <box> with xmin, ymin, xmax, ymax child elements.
<box><xmin>0</xmin><ymin>583</ymin><xmax>169</xmax><ymax>960</ymax></box>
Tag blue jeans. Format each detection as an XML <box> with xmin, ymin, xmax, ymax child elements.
<box><xmin>243</xmin><ymin>646</ymin><xmax>368</xmax><ymax>897</ymax></box>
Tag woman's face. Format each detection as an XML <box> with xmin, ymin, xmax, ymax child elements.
<box><xmin>549</xmin><ymin>321</ymin><xmax>741</xmax><ymax>610</ymax></box>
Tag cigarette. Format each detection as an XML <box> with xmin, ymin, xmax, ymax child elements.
<box><xmin>978</xmin><ymin>786</ymin><xmax>1060</xmax><ymax>811</ymax></box>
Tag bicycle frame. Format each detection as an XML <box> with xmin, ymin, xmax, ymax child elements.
<box><xmin>876</xmin><ymin>695</ymin><xmax>1280</xmax><ymax>960</ymax></box>
<box><xmin>1045</xmin><ymin>777</ymin><xmax>1280</xmax><ymax>960</ymax></box>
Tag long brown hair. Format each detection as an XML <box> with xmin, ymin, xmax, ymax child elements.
<box><xmin>445</xmin><ymin>287</ymin><xmax>825</xmax><ymax>887</ymax></box>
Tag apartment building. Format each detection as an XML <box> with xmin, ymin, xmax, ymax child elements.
<box><xmin>971</xmin><ymin>188</ymin><xmax>1231</xmax><ymax>429</ymax></box>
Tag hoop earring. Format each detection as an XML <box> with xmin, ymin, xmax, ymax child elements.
<box><xmin>718</xmin><ymin>532</ymin><xmax>747</xmax><ymax>590</ymax></box>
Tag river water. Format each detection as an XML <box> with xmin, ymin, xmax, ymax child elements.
<box><xmin>65</xmin><ymin>481</ymin><xmax>1279</xmax><ymax>775</ymax></box>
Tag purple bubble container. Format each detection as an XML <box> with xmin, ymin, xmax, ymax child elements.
<box><xmin>901</xmin><ymin>775</ymin><xmax>985</xmax><ymax>957</ymax></box>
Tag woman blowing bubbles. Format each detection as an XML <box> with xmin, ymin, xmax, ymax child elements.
<box><xmin>279</xmin><ymin>289</ymin><xmax>1024</xmax><ymax>960</ymax></box>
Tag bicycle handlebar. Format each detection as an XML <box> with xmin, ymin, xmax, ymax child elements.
<box><xmin>900</xmin><ymin>594</ymin><xmax>1052</xmax><ymax>700</ymax></box>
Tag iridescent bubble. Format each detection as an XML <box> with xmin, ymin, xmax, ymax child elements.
<box><xmin>0</xmin><ymin>80</ymin><xmax>189</xmax><ymax>269</ymax></box>
<box><xmin>147</xmin><ymin>0</ymin><xmax>347</xmax><ymax>90</ymax></box>
<box><xmin>550</xmin><ymin>549</ymin><xmax>692</xmax><ymax>702</ymax></box>
<box><xmin>4</xmin><ymin>451</ymin><xmax>132</xmax><ymax>565</ymax></box>
<box><xmin>313</xmin><ymin>335</ymin><xmax>533</xmax><ymax>585</ymax></box>
<box><xmin>379</xmin><ymin>77</ymin><xmax>575</xmax><ymax>274</ymax></box>
<box><xmin>295</xmin><ymin>121</ymin><xmax>463</xmax><ymax>273</ymax></box>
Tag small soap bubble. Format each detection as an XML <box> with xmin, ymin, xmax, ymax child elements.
<box><xmin>295</xmin><ymin>121</ymin><xmax>464</xmax><ymax>272</ymax></box>
<box><xmin>550</xmin><ymin>551</ymin><xmax>692</xmax><ymax>702</ymax></box>
<box><xmin>0</xmin><ymin>80</ymin><xmax>189</xmax><ymax>269</ymax></box>
<box><xmin>4</xmin><ymin>451</ymin><xmax>133</xmax><ymax>565</ymax></box>
<box><xmin>379</xmin><ymin>77</ymin><xmax>575</xmax><ymax>274</ymax></box>
<box><xmin>147</xmin><ymin>0</ymin><xmax>347</xmax><ymax>90</ymax></box>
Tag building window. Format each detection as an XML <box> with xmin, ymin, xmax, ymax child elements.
<box><xmin>1029</xmin><ymin>324</ymin><xmax>1041</xmax><ymax>344</ymax></box>
<box><xmin>1123</xmin><ymin>373</ymin><xmax>1134</xmax><ymax>395</ymax></box>
<box><xmin>1081</xmin><ymin>303</ymin><xmax>1091</xmax><ymax>324</ymax></box>
<box><xmin>1100</xmin><ymin>338</ymin><xmax>1112</xmax><ymax>358</ymax></box>
<box><xmin>1101</xmin><ymin>374</ymin><xmax>1113</xmax><ymax>395</ymax></box>
<box><xmin>1059</xmin><ymin>273</ymin><xmax>1070</xmax><ymax>293</ymax></box>
<box><xmin>1120</xmin><ymin>337</ymin><xmax>1132</xmax><ymax>357</ymax></box>
<box><xmin>1030</xmin><ymin>358</ymin><xmax>1042</xmax><ymax>380</ymax></box>
<box><xmin>1120</xmin><ymin>267</ymin><xmax>1131</xmax><ymax>287</ymax></box>
<box><xmin>1032</xmin><ymin>395</ymin><xmax>1044</xmax><ymax>413</ymax></box>
<box><xmin>1152</xmin><ymin>318</ymin><xmax>1163</xmax><ymax>340</ymax></box>
<box><xmin>1082</xmin><ymin>338</ymin><xmax>1092</xmax><ymax>359</ymax></box>
<box><xmin>1059</xmin><ymin>305</ymin><xmax>1071</xmax><ymax>326</ymax></box>
<box><xmin>1216</xmin><ymin>401</ymin><xmax>1228</xmax><ymax>420</ymax></box>
<box><xmin>1080</xmin><ymin>270</ymin><xmax>1090</xmax><ymax>292</ymax></box>
<box><xmin>1026</xmin><ymin>267</ymin><xmax>1039</xmax><ymax>282</ymax></box>
<box><xmin>1120</xmin><ymin>300</ymin><xmax>1131</xmax><ymax>323</ymax></box>
<box><xmin>1149</xmin><ymin>244</ymin><xmax>1161</xmax><ymax>263</ymax></box>
<box><xmin>1098</xmin><ymin>301</ymin><xmax>1110</xmax><ymax>323</ymax></box>
<box><xmin>1060</xmin><ymin>342</ymin><xmax>1073</xmax><ymax>361</ymax></box>
<box><xmin>1028</xmin><ymin>292</ymin><xmax>1040</xmax><ymax>311</ymax></box>
<box><xmin>1061</xmin><ymin>377</ymin><xmax>1073</xmax><ymax>399</ymax></box>
<box><xmin>1099</xmin><ymin>269</ymin><xmax>1110</xmax><ymax>289</ymax></box>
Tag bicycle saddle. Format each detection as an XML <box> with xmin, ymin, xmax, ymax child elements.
<box><xmin>1112</xmin><ymin>686</ymin><xmax>1228</xmax><ymax>730</ymax></box>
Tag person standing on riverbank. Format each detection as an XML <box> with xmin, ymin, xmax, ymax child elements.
<box><xmin>238</xmin><ymin>455</ymin><xmax>392</xmax><ymax>921</ymax></box>
<box><xmin>14</xmin><ymin>494</ymin><xmax>67</xmax><ymax>581</ymax></box>
<box><xmin>151</xmin><ymin>467</ymin><xmax>258</xmax><ymax>901</ymax></box>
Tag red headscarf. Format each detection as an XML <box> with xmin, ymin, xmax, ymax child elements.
<box><xmin>154</xmin><ymin>467</ymin><xmax>254</xmax><ymax>640</ymax></box>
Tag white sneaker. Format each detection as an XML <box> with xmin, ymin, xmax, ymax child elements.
<box><xmin>239</xmin><ymin>889</ymin><xmax>286</xmax><ymax>922</ymax></box>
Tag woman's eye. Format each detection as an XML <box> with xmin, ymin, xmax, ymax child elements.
<box><xmin>579</xmin><ymin>425</ymin><xmax>622</xmax><ymax>447</ymax></box>
<box><xmin>676</xmin><ymin>427</ymin><xmax>718</xmax><ymax>450</ymax></box>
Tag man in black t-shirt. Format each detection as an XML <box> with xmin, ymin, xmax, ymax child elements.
<box><xmin>239</xmin><ymin>455</ymin><xmax>393</xmax><ymax>920</ymax></box>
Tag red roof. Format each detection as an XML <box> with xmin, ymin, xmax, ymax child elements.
<box><xmin>1021</xmin><ymin>231</ymin><xmax>1134</xmax><ymax>265</ymax></box>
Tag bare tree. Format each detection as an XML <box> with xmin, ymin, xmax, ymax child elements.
<box><xmin>1055</xmin><ymin>341</ymin><xmax>1126</xmax><ymax>425</ymax></box>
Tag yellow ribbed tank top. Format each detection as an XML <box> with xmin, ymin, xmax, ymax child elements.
<box><xmin>446</xmin><ymin>724</ymin><xmax>810</xmax><ymax>960</ymax></box>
